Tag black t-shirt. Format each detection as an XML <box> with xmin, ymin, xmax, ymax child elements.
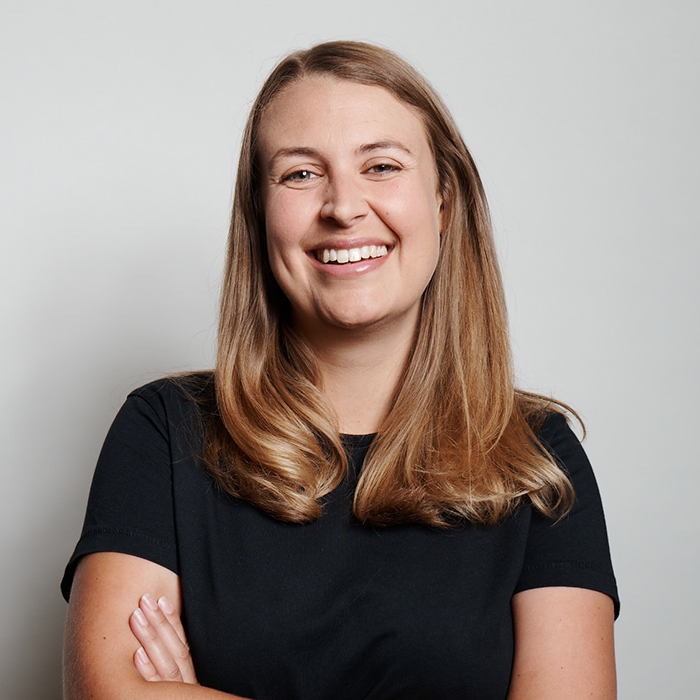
<box><xmin>62</xmin><ymin>379</ymin><xmax>619</xmax><ymax>700</ymax></box>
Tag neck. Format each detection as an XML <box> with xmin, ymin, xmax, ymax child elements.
<box><xmin>297</xmin><ymin>318</ymin><xmax>417</xmax><ymax>434</ymax></box>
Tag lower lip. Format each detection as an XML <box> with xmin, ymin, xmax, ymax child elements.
<box><xmin>308</xmin><ymin>249</ymin><xmax>392</xmax><ymax>278</ymax></box>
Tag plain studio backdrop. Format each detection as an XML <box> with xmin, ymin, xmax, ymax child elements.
<box><xmin>1</xmin><ymin>1</ymin><xmax>697</xmax><ymax>697</ymax></box>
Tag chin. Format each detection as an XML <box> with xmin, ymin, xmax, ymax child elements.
<box><xmin>324</xmin><ymin>305</ymin><xmax>412</xmax><ymax>333</ymax></box>
<box><xmin>326</xmin><ymin>312</ymin><xmax>384</xmax><ymax>330</ymax></box>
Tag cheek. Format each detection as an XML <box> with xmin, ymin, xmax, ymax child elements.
<box><xmin>395</xmin><ymin>186</ymin><xmax>442</xmax><ymax>249</ymax></box>
<box><xmin>263</xmin><ymin>195</ymin><xmax>316</xmax><ymax>300</ymax></box>
<box><xmin>264</xmin><ymin>196</ymin><xmax>304</xmax><ymax>259</ymax></box>
<box><xmin>410</xmin><ymin>191</ymin><xmax>442</xmax><ymax>282</ymax></box>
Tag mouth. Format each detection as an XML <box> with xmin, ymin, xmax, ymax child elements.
<box><xmin>314</xmin><ymin>245</ymin><xmax>389</xmax><ymax>264</ymax></box>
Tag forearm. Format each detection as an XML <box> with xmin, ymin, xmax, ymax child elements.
<box><xmin>63</xmin><ymin>554</ymin><xmax>253</xmax><ymax>700</ymax></box>
<box><xmin>64</xmin><ymin>625</ymin><xmax>250</xmax><ymax>700</ymax></box>
<box><xmin>64</xmin><ymin>675</ymin><xmax>248</xmax><ymax>700</ymax></box>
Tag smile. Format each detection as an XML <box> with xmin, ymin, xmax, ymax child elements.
<box><xmin>316</xmin><ymin>245</ymin><xmax>389</xmax><ymax>264</ymax></box>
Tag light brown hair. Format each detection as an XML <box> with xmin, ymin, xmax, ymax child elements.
<box><xmin>200</xmin><ymin>40</ymin><xmax>574</xmax><ymax>527</ymax></box>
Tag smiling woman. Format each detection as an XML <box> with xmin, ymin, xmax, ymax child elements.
<box><xmin>62</xmin><ymin>41</ymin><xmax>619</xmax><ymax>700</ymax></box>
<box><xmin>261</xmin><ymin>78</ymin><xmax>442</xmax><ymax>340</ymax></box>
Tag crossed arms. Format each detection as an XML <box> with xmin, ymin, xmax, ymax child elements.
<box><xmin>63</xmin><ymin>552</ymin><xmax>616</xmax><ymax>699</ymax></box>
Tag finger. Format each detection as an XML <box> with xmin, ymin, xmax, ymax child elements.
<box><xmin>157</xmin><ymin>596</ymin><xmax>188</xmax><ymax>646</ymax></box>
<box><xmin>139</xmin><ymin>594</ymin><xmax>194</xmax><ymax>678</ymax></box>
<box><xmin>129</xmin><ymin>605</ymin><xmax>184</xmax><ymax>682</ymax></box>
<box><xmin>133</xmin><ymin>646</ymin><xmax>161</xmax><ymax>682</ymax></box>
<box><xmin>157</xmin><ymin>596</ymin><xmax>198</xmax><ymax>684</ymax></box>
<box><xmin>137</xmin><ymin>594</ymin><xmax>198</xmax><ymax>684</ymax></box>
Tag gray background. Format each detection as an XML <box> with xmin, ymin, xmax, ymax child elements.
<box><xmin>1</xmin><ymin>1</ymin><xmax>698</xmax><ymax>697</ymax></box>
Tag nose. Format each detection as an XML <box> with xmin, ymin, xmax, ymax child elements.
<box><xmin>320</xmin><ymin>173</ymin><xmax>369</xmax><ymax>227</ymax></box>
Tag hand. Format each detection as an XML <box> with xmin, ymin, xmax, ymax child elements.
<box><xmin>129</xmin><ymin>593</ymin><xmax>199</xmax><ymax>684</ymax></box>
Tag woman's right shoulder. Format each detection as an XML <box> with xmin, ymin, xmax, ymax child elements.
<box><xmin>105</xmin><ymin>372</ymin><xmax>218</xmax><ymax>444</ymax></box>
<box><xmin>126</xmin><ymin>371</ymin><xmax>216</xmax><ymax>413</ymax></box>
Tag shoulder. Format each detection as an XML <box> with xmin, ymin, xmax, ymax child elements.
<box><xmin>534</xmin><ymin>411</ymin><xmax>592</xmax><ymax>487</ymax></box>
<box><xmin>517</xmin><ymin>410</ymin><xmax>620</xmax><ymax>617</ymax></box>
<box><xmin>129</xmin><ymin>371</ymin><xmax>214</xmax><ymax>403</ymax></box>
<box><xmin>97</xmin><ymin>373</ymin><xmax>215</xmax><ymax>452</ymax></box>
<box><xmin>516</xmin><ymin>393</ymin><xmax>588</xmax><ymax>479</ymax></box>
<box><xmin>124</xmin><ymin>372</ymin><xmax>215</xmax><ymax>419</ymax></box>
<box><xmin>536</xmin><ymin>411</ymin><xmax>581</xmax><ymax>455</ymax></box>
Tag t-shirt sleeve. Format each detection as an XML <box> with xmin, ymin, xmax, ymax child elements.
<box><xmin>60</xmin><ymin>386</ymin><xmax>179</xmax><ymax>601</ymax></box>
<box><xmin>513</xmin><ymin>413</ymin><xmax>620</xmax><ymax>618</ymax></box>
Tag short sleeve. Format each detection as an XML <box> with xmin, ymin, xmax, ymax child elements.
<box><xmin>514</xmin><ymin>413</ymin><xmax>620</xmax><ymax>618</ymax></box>
<box><xmin>60</xmin><ymin>384</ymin><xmax>179</xmax><ymax>601</ymax></box>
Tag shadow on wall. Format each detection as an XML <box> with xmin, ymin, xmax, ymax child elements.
<box><xmin>2</xmin><ymin>316</ymin><xmax>212</xmax><ymax>699</ymax></box>
<box><xmin>3</xmin><ymin>364</ymin><xmax>189</xmax><ymax>699</ymax></box>
<box><xmin>3</xmin><ymin>203</ymin><xmax>217</xmax><ymax>697</ymax></box>
<box><xmin>2</xmin><ymin>539</ymin><xmax>65</xmax><ymax>699</ymax></box>
<box><xmin>1</xmin><ymin>365</ymin><xmax>126</xmax><ymax>700</ymax></box>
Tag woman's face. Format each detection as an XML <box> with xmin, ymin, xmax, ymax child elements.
<box><xmin>259</xmin><ymin>77</ymin><xmax>443</xmax><ymax>339</ymax></box>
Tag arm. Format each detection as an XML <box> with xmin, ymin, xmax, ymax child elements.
<box><xmin>507</xmin><ymin>586</ymin><xmax>616</xmax><ymax>700</ymax></box>
<box><xmin>63</xmin><ymin>552</ymin><xmax>250</xmax><ymax>700</ymax></box>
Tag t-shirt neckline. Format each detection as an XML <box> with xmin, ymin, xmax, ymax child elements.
<box><xmin>340</xmin><ymin>433</ymin><xmax>376</xmax><ymax>450</ymax></box>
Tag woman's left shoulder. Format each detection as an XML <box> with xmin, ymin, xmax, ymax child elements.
<box><xmin>518</xmin><ymin>410</ymin><xmax>620</xmax><ymax>618</ymax></box>
<box><xmin>534</xmin><ymin>411</ymin><xmax>594</xmax><ymax>484</ymax></box>
<box><xmin>535</xmin><ymin>410</ymin><xmax>578</xmax><ymax>448</ymax></box>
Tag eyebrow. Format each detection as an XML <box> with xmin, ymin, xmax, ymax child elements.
<box><xmin>358</xmin><ymin>140</ymin><xmax>414</xmax><ymax>156</ymax></box>
<box><xmin>267</xmin><ymin>141</ymin><xmax>414</xmax><ymax>171</ymax></box>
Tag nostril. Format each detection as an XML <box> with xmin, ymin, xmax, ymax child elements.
<box><xmin>320</xmin><ymin>187</ymin><xmax>369</xmax><ymax>225</ymax></box>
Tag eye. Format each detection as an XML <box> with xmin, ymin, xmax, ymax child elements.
<box><xmin>365</xmin><ymin>162</ymin><xmax>401</xmax><ymax>176</ymax></box>
<box><xmin>283</xmin><ymin>169</ymin><xmax>319</xmax><ymax>182</ymax></box>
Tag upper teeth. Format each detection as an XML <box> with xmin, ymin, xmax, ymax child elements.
<box><xmin>320</xmin><ymin>245</ymin><xmax>388</xmax><ymax>264</ymax></box>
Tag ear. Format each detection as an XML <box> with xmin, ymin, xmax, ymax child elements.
<box><xmin>437</xmin><ymin>192</ymin><xmax>446</xmax><ymax>235</ymax></box>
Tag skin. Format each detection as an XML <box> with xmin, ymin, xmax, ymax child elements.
<box><xmin>260</xmin><ymin>77</ymin><xmax>444</xmax><ymax>433</ymax></box>
<box><xmin>63</xmin><ymin>77</ymin><xmax>617</xmax><ymax>698</ymax></box>
<box><xmin>260</xmin><ymin>78</ymin><xmax>442</xmax><ymax>336</ymax></box>
<box><xmin>508</xmin><ymin>588</ymin><xmax>616</xmax><ymax>699</ymax></box>
<box><xmin>65</xmin><ymin>554</ymin><xmax>616</xmax><ymax>699</ymax></box>
<box><xmin>64</xmin><ymin>552</ymin><xmax>246</xmax><ymax>700</ymax></box>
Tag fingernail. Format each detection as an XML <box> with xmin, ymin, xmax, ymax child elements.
<box><xmin>157</xmin><ymin>596</ymin><xmax>174</xmax><ymax>615</ymax></box>
<box><xmin>133</xmin><ymin>608</ymin><xmax>148</xmax><ymax>626</ymax></box>
<box><xmin>136</xmin><ymin>647</ymin><xmax>149</xmax><ymax>664</ymax></box>
<box><xmin>141</xmin><ymin>593</ymin><xmax>158</xmax><ymax>611</ymax></box>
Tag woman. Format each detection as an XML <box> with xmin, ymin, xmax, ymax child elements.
<box><xmin>62</xmin><ymin>41</ymin><xmax>618</xmax><ymax>699</ymax></box>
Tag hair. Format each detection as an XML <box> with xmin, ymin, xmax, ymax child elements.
<box><xmin>196</xmin><ymin>40</ymin><xmax>574</xmax><ymax>527</ymax></box>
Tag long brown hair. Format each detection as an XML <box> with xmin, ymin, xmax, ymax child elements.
<box><xmin>200</xmin><ymin>40</ymin><xmax>574</xmax><ymax>527</ymax></box>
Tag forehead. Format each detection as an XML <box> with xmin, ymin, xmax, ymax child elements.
<box><xmin>258</xmin><ymin>77</ymin><xmax>432</xmax><ymax>155</ymax></box>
